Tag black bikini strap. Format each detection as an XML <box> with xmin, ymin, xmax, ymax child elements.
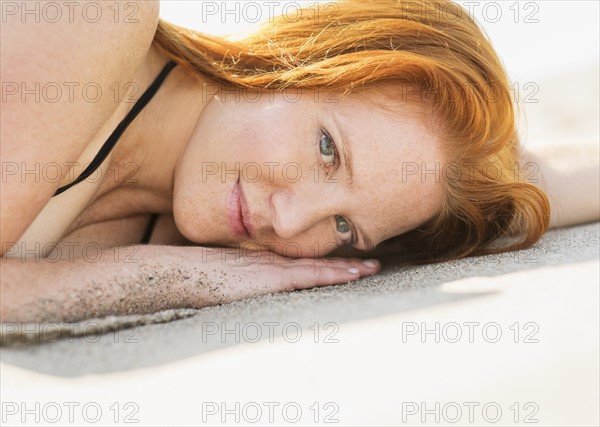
<box><xmin>141</xmin><ymin>213</ymin><xmax>159</xmax><ymax>244</ymax></box>
<box><xmin>53</xmin><ymin>61</ymin><xmax>177</xmax><ymax>196</ymax></box>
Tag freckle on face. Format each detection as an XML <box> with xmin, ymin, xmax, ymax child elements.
<box><xmin>172</xmin><ymin>87</ymin><xmax>445</xmax><ymax>256</ymax></box>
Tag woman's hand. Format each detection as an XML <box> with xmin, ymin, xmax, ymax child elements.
<box><xmin>0</xmin><ymin>244</ymin><xmax>380</xmax><ymax>323</ymax></box>
<box><xmin>186</xmin><ymin>247</ymin><xmax>381</xmax><ymax>307</ymax></box>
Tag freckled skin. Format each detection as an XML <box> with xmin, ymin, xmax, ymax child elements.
<box><xmin>173</xmin><ymin>86</ymin><xmax>447</xmax><ymax>257</ymax></box>
<box><xmin>0</xmin><ymin>50</ymin><xmax>444</xmax><ymax>325</ymax></box>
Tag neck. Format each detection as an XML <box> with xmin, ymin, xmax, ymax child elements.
<box><xmin>106</xmin><ymin>43</ymin><xmax>211</xmax><ymax>214</ymax></box>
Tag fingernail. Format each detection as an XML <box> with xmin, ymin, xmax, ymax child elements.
<box><xmin>362</xmin><ymin>259</ymin><xmax>379</xmax><ymax>268</ymax></box>
<box><xmin>347</xmin><ymin>267</ymin><xmax>360</xmax><ymax>274</ymax></box>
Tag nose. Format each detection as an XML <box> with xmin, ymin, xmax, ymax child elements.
<box><xmin>270</xmin><ymin>186</ymin><xmax>337</xmax><ymax>240</ymax></box>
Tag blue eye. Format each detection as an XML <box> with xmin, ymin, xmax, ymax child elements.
<box><xmin>318</xmin><ymin>129</ymin><xmax>355</xmax><ymax>247</ymax></box>
<box><xmin>335</xmin><ymin>215</ymin><xmax>353</xmax><ymax>241</ymax></box>
<box><xmin>319</xmin><ymin>130</ymin><xmax>336</xmax><ymax>166</ymax></box>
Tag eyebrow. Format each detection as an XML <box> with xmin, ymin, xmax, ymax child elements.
<box><xmin>332</xmin><ymin>113</ymin><xmax>376</xmax><ymax>252</ymax></box>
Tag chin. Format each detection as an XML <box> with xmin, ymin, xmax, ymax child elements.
<box><xmin>173</xmin><ymin>208</ymin><xmax>234</xmax><ymax>248</ymax></box>
<box><xmin>172</xmin><ymin>201</ymin><xmax>202</xmax><ymax>244</ymax></box>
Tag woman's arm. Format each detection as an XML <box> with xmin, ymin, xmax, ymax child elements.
<box><xmin>1</xmin><ymin>1</ymin><xmax>160</xmax><ymax>253</ymax></box>
<box><xmin>0</xmin><ymin>245</ymin><xmax>379</xmax><ymax>323</ymax></box>
<box><xmin>520</xmin><ymin>143</ymin><xmax>600</xmax><ymax>229</ymax></box>
<box><xmin>334</xmin><ymin>143</ymin><xmax>599</xmax><ymax>262</ymax></box>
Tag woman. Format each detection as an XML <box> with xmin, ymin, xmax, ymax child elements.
<box><xmin>2</xmin><ymin>0</ymin><xmax>597</xmax><ymax>323</ymax></box>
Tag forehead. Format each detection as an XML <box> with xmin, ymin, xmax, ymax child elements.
<box><xmin>319</xmin><ymin>88</ymin><xmax>446</xmax><ymax>241</ymax></box>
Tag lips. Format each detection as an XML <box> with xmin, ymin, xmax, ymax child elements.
<box><xmin>227</xmin><ymin>177</ymin><xmax>251</xmax><ymax>238</ymax></box>
<box><xmin>238</xmin><ymin>181</ymin><xmax>254</xmax><ymax>239</ymax></box>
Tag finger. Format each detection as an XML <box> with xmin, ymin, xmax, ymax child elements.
<box><xmin>206</xmin><ymin>265</ymin><xmax>359</xmax><ymax>304</ymax></box>
<box><xmin>287</xmin><ymin>256</ymin><xmax>381</xmax><ymax>274</ymax></box>
<box><xmin>283</xmin><ymin>265</ymin><xmax>364</xmax><ymax>291</ymax></box>
<box><xmin>323</xmin><ymin>257</ymin><xmax>380</xmax><ymax>271</ymax></box>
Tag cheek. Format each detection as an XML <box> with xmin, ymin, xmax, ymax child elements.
<box><xmin>197</xmin><ymin>93</ymin><xmax>313</xmax><ymax>163</ymax></box>
<box><xmin>239</xmin><ymin>120</ymin><xmax>307</xmax><ymax>167</ymax></box>
<box><xmin>270</xmin><ymin>225</ymin><xmax>338</xmax><ymax>258</ymax></box>
<box><xmin>234</xmin><ymin>96</ymin><xmax>310</xmax><ymax>152</ymax></box>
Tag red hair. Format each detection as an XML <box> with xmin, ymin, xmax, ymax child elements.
<box><xmin>153</xmin><ymin>0</ymin><xmax>550</xmax><ymax>262</ymax></box>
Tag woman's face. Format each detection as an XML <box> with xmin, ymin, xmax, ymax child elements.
<box><xmin>173</xmin><ymin>86</ymin><xmax>446</xmax><ymax>258</ymax></box>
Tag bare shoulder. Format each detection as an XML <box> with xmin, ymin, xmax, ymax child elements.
<box><xmin>1</xmin><ymin>1</ymin><xmax>160</xmax><ymax>108</ymax></box>
<box><xmin>1</xmin><ymin>1</ymin><xmax>160</xmax><ymax>253</ymax></box>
